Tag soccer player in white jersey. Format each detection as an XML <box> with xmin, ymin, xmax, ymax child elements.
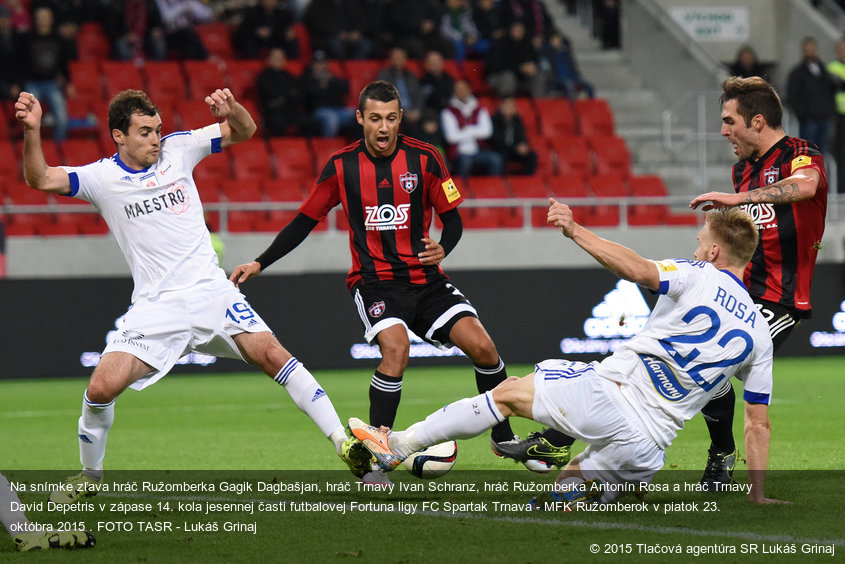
<box><xmin>14</xmin><ymin>88</ymin><xmax>371</xmax><ymax>500</ymax></box>
<box><xmin>350</xmin><ymin>200</ymin><xmax>787</xmax><ymax>505</ymax></box>
<box><xmin>1</xmin><ymin>473</ymin><xmax>95</xmax><ymax>551</ymax></box>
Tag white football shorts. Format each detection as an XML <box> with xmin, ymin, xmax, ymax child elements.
<box><xmin>102</xmin><ymin>277</ymin><xmax>272</xmax><ymax>390</ymax></box>
<box><xmin>531</xmin><ymin>359</ymin><xmax>665</xmax><ymax>502</ymax></box>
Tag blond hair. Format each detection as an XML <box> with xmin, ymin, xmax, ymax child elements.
<box><xmin>705</xmin><ymin>208</ymin><xmax>759</xmax><ymax>265</ymax></box>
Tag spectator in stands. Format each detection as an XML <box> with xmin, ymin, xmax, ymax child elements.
<box><xmin>728</xmin><ymin>44</ymin><xmax>770</xmax><ymax>80</ymax></box>
<box><xmin>485</xmin><ymin>20</ymin><xmax>546</xmax><ymax>98</ymax></box>
<box><xmin>303</xmin><ymin>0</ymin><xmax>375</xmax><ymax>60</ymax></box>
<box><xmin>420</xmin><ymin>50</ymin><xmax>456</xmax><ymax>113</ymax></box>
<box><xmin>441</xmin><ymin>78</ymin><xmax>503</xmax><ymax>178</ymax></box>
<box><xmin>378</xmin><ymin>47</ymin><xmax>424</xmax><ymax>136</ymax></box>
<box><xmin>256</xmin><ymin>47</ymin><xmax>306</xmax><ymax>136</ymax></box>
<box><xmin>489</xmin><ymin>96</ymin><xmax>537</xmax><ymax>175</ymax></box>
<box><xmin>302</xmin><ymin>50</ymin><xmax>356</xmax><ymax>138</ymax></box>
<box><xmin>596</xmin><ymin>0</ymin><xmax>620</xmax><ymax>49</ymax></box>
<box><xmin>440</xmin><ymin>0</ymin><xmax>481</xmax><ymax>62</ymax></box>
<box><xmin>235</xmin><ymin>0</ymin><xmax>298</xmax><ymax>60</ymax></box>
<box><xmin>786</xmin><ymin>37</ymin><xmax>836</xmax><ymax>154</ymax></box>
<box><xmin>5</xmin><ymin>0</ymin><xmax>31</xmax><ymax>32</ymax></box>
<box><xmin>827</xmin><ymin>38</ymin><xmax>845</xmax><ymax>193</ymax></box>
<box><xmin>470</xmin><ymin>0</ymin><xmax>504</xmax><ymax>54</ymax></box>
<box><xmin>544</xmin><ymin>32</ymin><xmax>594</xmax><ymax>99</ymax></box>
<box><xmin>16</xmin><ymin>6</ymin><xmax>70</xmax><ymax>143</ymax></box>
<box><xmin>153</xmin><ymin>0</ymin><xmax>212</xmax><ymax>60</ymax></box>
<box><xmin>417</xmin><ymin>107</ymin><xmax>449</xmax><ymax>163</ymax></box>
<box><xmin>0</xmin><ymin>6</ymin><xmax>18</xmax><ymax>101</ymax></box>
<box><xmin>32</xmin><ymin>0</ymin><xmax>83</xmax><ymax>60</ymax></box>
<box><xmin>382</xmin><ymin>0</ymin><xmax>449</xmax><ymax>60</ymax></box>
<box><xmin>104</xmin><ymin>0</ymin><xmax>168</xmax><ymax>62</ymax></box>
<box><xmin>500</xmin><ymin>0</ymin><xmax>557</xmax><ymax>49</ymax></box>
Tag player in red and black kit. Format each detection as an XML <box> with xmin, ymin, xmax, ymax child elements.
<box><xmin>231</xmin><ymin>81</ymin><xmax>524</xmax><ymax>481</ymax></box>
<box><xmin>690</xmin><ymin>76</ymin><xmax>828</xmax><ymax>489</ymax></box>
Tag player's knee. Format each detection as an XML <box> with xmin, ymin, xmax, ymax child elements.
<box><xmin>378</xmin><ymin>335</ymin><xmax>410</xmax><ymax>364</ymax></box>
<box><xmin>85</xmin><ymin>379</ymin><xmax>117</xmax><ymax>405</ymax></box>
<box><xmin>492</xmin><ymin>378</ymin><xmax>529</xmax><ymax>418</ymax></box>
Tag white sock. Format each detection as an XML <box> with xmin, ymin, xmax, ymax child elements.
<box><xmin>391</xmin><ymin>392</ymin><xmax>505</xmax><ymax>458</ymax></box>
<box><xmin>274</xmin><ymin>358</ymin><xmax>344</xmax><ymax>446</ymax></box>
<box><xmin>0</xmin><ymin>473</ymin><xmax>29</xmax><ymax>536</ymax></box>
<box><xmin>78</xmin><ymin>391</ymin><xmax>115</xmax><ymax>472</ymax></box>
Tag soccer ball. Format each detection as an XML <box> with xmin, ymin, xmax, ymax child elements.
<box><xmin>401</xmin><ymin>441</ymin><xmax>458</xmax><ymax>479</ymax></box>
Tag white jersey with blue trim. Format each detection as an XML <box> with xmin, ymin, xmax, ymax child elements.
<box><xmin>595</xmin><ymin>259</ymin><xmax>774</xmax><ymax>448</ymax></box>
<box><xmin>61</xmin><ymin>124</ymin><xmax>224</xmax><ymax>302</ymax></box>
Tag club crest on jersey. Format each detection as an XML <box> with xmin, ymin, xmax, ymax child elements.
<box><xmin>399</xmin><ymin>172</ymin><xmax>418</xmax><ymax>193</ymax></box>
<box><xmin>140</xmin><ymin>172</ymin><xmax>158</xmax><ymax>188</ymax></box>
<box><xmin>763</xmin><ymin>166</ymin><xmax>779</xmax><ymax>185</ymax></box>
<box><xmin>368</xmin><ymin>301</ymin><xmax>386</xmax><ymax>318</ymax></box>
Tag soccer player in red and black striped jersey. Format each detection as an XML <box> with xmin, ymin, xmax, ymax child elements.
<box><xmin>231</xmin><ymin>81</ymin><xmax>519</xmax><ymax>480</ymax></box>
<box><xmin>690</xmin><ymin>76</ymin><xmax>828</xmax><ymax>489</ymax></box>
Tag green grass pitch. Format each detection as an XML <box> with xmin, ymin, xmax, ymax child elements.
<box><xmin>1</xmin><ymin>357</ymin><xmax>843</xmax><ymax>563</ymax></box>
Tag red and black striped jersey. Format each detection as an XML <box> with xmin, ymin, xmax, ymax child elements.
<box><xmin>731</xmin><ymin>135</ymin><xmax>827</xmax><ymax>316</ymax></box>
<box><xmin>299</xmin><ymin>135</ymin><xmax>463</xmax><ymax>289</ymax></box>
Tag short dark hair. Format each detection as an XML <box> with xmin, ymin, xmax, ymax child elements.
<box><xmin>358</xmin><ymin>80</ymin><xmax>401</xmax><ymax>113</ymax></box>
<box><xmin>720</xmin><ymin>76</ymin><xmax>782</xmax><ymax>129</ymax></box>
<box><xmin>108</xmin><ymin>90</ymin><xmax>159</xmax><ymax>135</ymax></box>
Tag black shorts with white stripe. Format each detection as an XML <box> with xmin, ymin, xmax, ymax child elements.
<box><xmin>753</xmin><ymin>298</ymin><xmax>798</xmax><ymax>353</ymax></box>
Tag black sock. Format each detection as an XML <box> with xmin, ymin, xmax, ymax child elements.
<box><xmin>475</xmin><ymin>358</ymin><xmax>515</xmax><ymax>443</ymax></box>
<box><xmin>701</xmin><ymin>384</ymin><xmax>736</xmax><ymax>454</ymax></box>
<box><xmin>540</xmin><ymin>428</ymin><xmax>575</xmax><ymax>448</ymax></box>
<box><xmin>369</xmin><ymin>371</ymin><xmax>402</xmax><ymax>428</ymax></box>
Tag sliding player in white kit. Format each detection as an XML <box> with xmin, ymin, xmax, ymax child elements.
<box><xmin>14</xmin><ymin>88</ymin><xmax>371</xmax><ymax>501</ymax></box>
<box><xmin>351</xmin><ymin>200</ymin><xmax>787</xmax><ymax>505</ymax></box>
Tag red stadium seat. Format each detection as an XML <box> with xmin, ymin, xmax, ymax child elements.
<box><xmin>463</xmin><ymin>207</ymin><xmax>522</xmax><ymax>229</ymax></box>
<box><xmin>575</xmin><ymin>98</ymin><xmax>615</xmax><ymax>137</ymax></box>
<box><xmin>292</xmin><ymin>22</ymin><xmax>311</xmax><ymax>62</ymax></box>
<box><xmin>628</xmin><ymin>174</ymin><xmax>669</xmax><ymax>226</ymax></box>
<box><xmin>0</xmin><ymin>141</ymin><xmax>19</xmax><ymax>180</ymax></box>
<box><xmin>69</xmin><ymin>60</ymin><xmax>104</xmax><ymax>103</ymax></box>
<box><xmin>41</xmin><ymin>140</ymin><xmax>62</xmax><ymax>166</ymax></box>
<box><xmin>269</xmin><ymin>137</ymin><xmax>315</xmax><ymax>182</ymax></box>
<box><xmin>310</xmin><ymin>137</ymin><xmax>348</xmax><ymax>172</ymax></box>
<box><xmin>183</xmin><ymin>60</ymin><xmax>227</xmax><ymax>99</ymax></box>
<box><xmin>76</xmin><ymin>23</ymin><xmax>111</xmax><ymax>61</ymax></box>
<box><xmin>263</xmin><ymin>178</ymin><xmax>307</xmax><ymax>202</ymax></box>
<box><xmin>588</xmin><ymin>135</ymin><xmax>631</xmax><ymax>176</ymax></box>
<box><xmin>226</xmin><ymin>59</ymin><xmax>266</xmax><ymax>103</ymax></box>
<box><xmin>143</xmin><ymin>61</ymin><xmax>188</xmax><ymax>104</ymax></box>
<box><xmin>228</xmin><ymin>137</ymin><xmax>273</xmax><ymax>180</ymax></box>
<box><xmin>195</xmin><ymin>22</ymin><xmax>235</xmax><ymax>60</ymax></box>
<box><xmin>61</xmin><ymin>139</ymin><xmax>103</xmax><ymax>166</ymax></box>
<box><xmin>221</xmin><ymin>181</ymin><xmax>264</xmax><ymax>202</ymax></box>
<box><xmin>102</xmin><ymin>61</ymin><xmax>145</xmax><ymax>98</ymax></box>
<box><xmin>508</xmin><ymin>175</ymin><xmax>549</xmax><ymax>199</ymax></box>
<box><xmin>535</xmin><ymin>99</ymin><xmax>577</xmax><ymax>138</ymax></box>
<box><xmin>514</xmin><ymin>97</ymin><xmax>539</xmax><ymax>137</ymax></box>
<box><xmin>6</xmin><ymin>180</ymin><xmax>50</xmax><ymax>205</ymax></box>
<box><xmin>467</xmin><ymin>176</ymin><xmax>510</xmax><ymax>199</ymax></box>
<box><xmin>177</xmin><ymin>102</ymin><xmax>220</xmax><ymax>131</ymax></box>
<box><xmin>548</xmin><ymin>135</ymin><xmax>591</xmax><ymax>178</ymax></box>
<box><xmin>342</xmin><ymin>60</ymin><xmax>382</xmax><ymax>104</ymax></box>
<box><xmin>193</xmin><ymin>148</ymin><xmax>232</xmax><ymax>182</ymax></box>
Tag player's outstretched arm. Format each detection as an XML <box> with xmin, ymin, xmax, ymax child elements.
<box><xmin>547</xmin><ymin>198</ymin><xmax>659</xmax><ymax>291</ymax></box>
<box><xmin>15</xmin><ymin>92</ymin><xmax>70</xmax><ymax>194</ymax></box>
<box><xmin>744</xmin><ymin>402</ymin><xmax>788</xmax><ymax>504</ymax></box>
<box><xmin>690</xmin><ymin>169</ymin><xmax>820</xmax><ymax>210</ymax></box>
<box><xmin>206</xmin><ymin>88</ymin><xmax>257</xmax><ymax>148</ymax></box>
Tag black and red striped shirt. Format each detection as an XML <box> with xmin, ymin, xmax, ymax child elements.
<box><xmin>300</xmin><ymin>135</ymin><xmax>463</xmax><ymax>289</ymax></box>
<box><xmin>732</xmin><ymin>135</ymin><xmax>827</xmax><ymax>316</ymax></box>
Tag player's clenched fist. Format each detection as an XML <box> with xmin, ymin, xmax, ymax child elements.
<box><xmin>547</xmin><ymin>197</ymin><xmax>576</xmax><ymax>237</ymax></box>
<box><xmin>15</xmin><ymin>92</ymin><xmax>43</xmax><ymax>129</ymax></box>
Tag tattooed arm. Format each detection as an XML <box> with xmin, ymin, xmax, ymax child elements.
<box><xmin>689</xmin><ymin>168</ymin><xmax>820</xmax><ymax>210</ymax></box>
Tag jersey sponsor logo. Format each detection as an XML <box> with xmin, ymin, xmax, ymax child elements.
<box><xmin>790</xmin><ymin>155</ymin><xmax>812</xmax><ymax>170</ymax></box>
<box><xmin>123</xmin><ymin>183</ymin><xmax>190</xmax><ymax>219</ymax></box>
<box><xmin>740</xmin><ymin>202</ymin><xmax>776</xmax><ymax>227</ymax></box>
<box><xmin>656</xmin><ymin>260</ymin><xmax>678</xmax><ymax>272</ymax></box>
<box><xmin>368</xmin><ymin>301</ymin><xmax>386</xmax><ymax>318</ymax></box>
<box><xmin>140</xmin><ymin>172</ymin><xmax>158</xmax><ymax>188</ymax></box>
<box><xmin>111</xmin><ymin>328</ymin><xmax>150</xmax><ymax>351</ymax></box>
<box><xmin>364</xmin><ymin>203</ymin><xmax>411</xmax><ymax>231</ymax></box>
<box><xmin>399</xmin><ymin>172</ymin><xmax>418</xmax><ymax>193</ymax></box>
<box><xmin>639</xmin><ymin>354</ymin><xmax>691</xmax><ymax>402</ymax></box>
<box><xmin>763</xmin><ymin>166</ymin><xmax>779</xmax><ymax>185</ymax></box>
<box><xmin>442</xmin><ymin>177</ymin><xmax>460</xmax><ymax>203</ymax></box>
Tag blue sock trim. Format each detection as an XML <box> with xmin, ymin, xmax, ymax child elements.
<box><xmin>83</xmin><ymin>391</ymin><xmax>115</xmax><ymax>409</ymax></box>
<box><xmin>274</xmin><ymin>357</ymin><xmax>300</xmax><ymax>386</ymax></box>
<box><xmin>484</xmin><ymin>391</ymin><xmax>504</xmax><ymax>423</ymax></box>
